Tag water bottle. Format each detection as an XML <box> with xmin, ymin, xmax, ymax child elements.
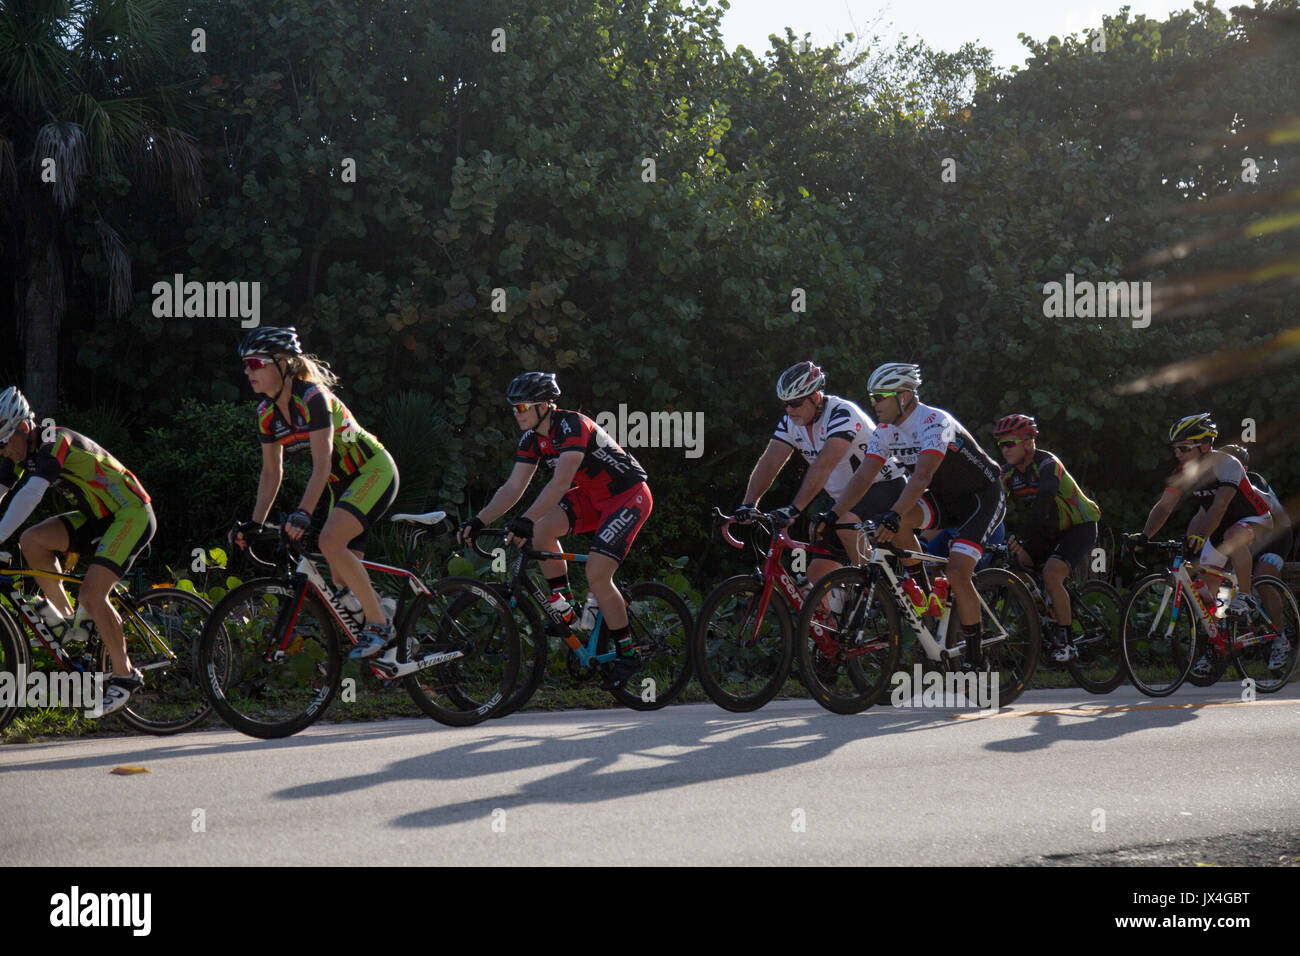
<box><xmin>69</xmin><ymin>605</ymin><xmax>95</xmax><ymax>642</ymax></box>
<box><xmin>1215</xmin><ymin>583</ymin><xmax>1233</xmax><ymax>620</ymax></box>
<box><xmin>901</xmin><ymin>576</ymin><xmax>927</xmax><ymax>616</ymax></box>
<box><xmin>578</xmin><ymin>594</ymin><xmax>600</xmax><ymax>630</ymax></box>
<box><xmin>928</xmin><ymin>576</ymin><xmax>949</xmax><ymax>618</ymax></box>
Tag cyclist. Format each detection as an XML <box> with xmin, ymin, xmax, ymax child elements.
<box><xmin>456</xmin><ymin>372</ymin><xmax>652</xmax><ymax>688</ymax></box>
<box><xmin>816</xmin><ymin>363</ymin><xmax>1004</xmax><ymax>667</ymax></box>
<box><xmin>231</xmin><ymin>326</ymin><xmax>400</xmax><ymax>660</ymax></box>
<box><xmin>0</xmin><ymin>386</ymin><xmax>155</xmax><ymax>715</ymax></box>
<box><xmin>994</xmin><ymin>413</ymin><xmax>1102</xmax><ymax>662</ymax></box>
<box><xmin>735</xmin><ymin>361</ymin><xmax>906</xmax><ymax>583</ymax></box>
<box><xmin>1128</xmin><ymin>415</ymin><xmax>1272</xmax><ymax>666</ymax></box>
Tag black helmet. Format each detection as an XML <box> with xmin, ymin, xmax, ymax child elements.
<box><xmin>776</xmin><ymin>361</ymin><xmax>825</xmax><ymax>402</ymax></box>
<box><xmin>239</xmin><ymin>326</ymin><xmax>302</xmax><ymax>358</ymax></box>
<box><xmin>1168</xmin><ymin>413</ymin><xmax>1217</xmax><ymax>444</ymax></box>
<box><xmin>506</xmin><ymin>371</ymin><xmax>560</xmax><ymax>403</ymax></box>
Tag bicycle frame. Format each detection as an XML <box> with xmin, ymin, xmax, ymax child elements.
<box><xmin>1143</xmin><ymin>555</ymin><xmax>1278</xmax><ymax>656</ymax></box>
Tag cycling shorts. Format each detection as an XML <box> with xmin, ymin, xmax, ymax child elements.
<box><xmin>331</xmin><ymin>449</ymin><xmax>399</xmax><ymax>552</ymax></box>
<box><xmin>1025</xmin><ymin>521</ymin><xmax>1097</xmax><ymax>573</ymax></box>
<box><xmin>923</xmin><ymin>482</ymin><xmax>1006</xmax><ymax>562</ymax></box>
<box><xmin>820</xmin><ymin>476</ymin><xmax>907</xmax><ymax>558</ymax></box>
<box><xmin>58</xmin><ymin>504</ymin><xmax>157</xmax><ymax>577</ymax></box>
<box><xmin>559</xmin><ymin>482</ymin><xmax>652</xmax><ymax>563</ymax></box>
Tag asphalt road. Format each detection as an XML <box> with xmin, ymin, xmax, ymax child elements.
<box><xmin>3</xmin><ymin>684</ymin><xmax>1298</xmax><ymax>865</ymax></box>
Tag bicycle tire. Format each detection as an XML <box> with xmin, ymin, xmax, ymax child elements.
<box><xmin>1064</xmin><ymin>579</ymin><xmax>1125</xmax><ymax>694</ymax></box>
<box><xmin>0</xmin><ymin>608</ymin><xmax>27</xmax><ymax>733</ymax></box>
<box><xmin>398</xmin><ymin>577</ymin><xmax>519</xmax><ymax>726</ymax></box>
<box><xmin>114</xmin><ymin>588</ymin><xmax>217</xmax><ymax>734</ymax></box>
<box><xmin>971</xmin><ymin>568</ymin><xmax>1040</xmax><ymax>706</ymax></box>
<box><xmin>795</xmin><ymin>566</ymin><xmax>899</xmax><ymax>715</ymax></box>
<box><xmin>199</xmin><ymin>577</ymin><xmax>344</xmax><ymax>739</ymax></box>
<box><xmin>607</xmin><ymin>581</ymin><xmax>694</xmax><ymax>710</ymax></box>
<box><xmin>1232</xmin><ymin>574</ymin><xmax>1300</xmax><ymax>693</ymax></box>
<box><xmin>1120</xmin><ymin>572</ymin><xmax>1196</xmax><ymax>697</ymax></box>
<box><xmin>1184</xmin><ymin>630</ymin><xmax>1231</xmax><ymax>687</ymax></box>
<box><xmin>439</xmin><ymin>581</ymin><xmax>545</xmax><ymax>719</ymax></box>
<box><xmin>691</xmin><ymin>574</ymin><xmax>793</xmax><ymax>712</ymax></box>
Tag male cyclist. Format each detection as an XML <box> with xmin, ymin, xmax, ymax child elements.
<box><xmin>457</xmin><ymin>372</ymin><xmax>652</xmax><ymax>688</ymax></box>
<box><xmin>994</xmin><ymin>414</ymin><xmax>1101</xmax><ymax>662</ymax></box>
<box><xmin>735</xmin><ymin>361</ymin><xmax>906</xmax><ymax>583</ymax></box>
<box><xmin>816</xmin><ymin>363</ymin><xmax>1005</xmax><ymax>669</ymax></box>
<box><xmin>0</xmin><ymin>387</ymin><xmax>156</xmax><ymax>715</ymax></box>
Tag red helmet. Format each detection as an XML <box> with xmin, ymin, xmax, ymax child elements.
<box><xmin>993</xmin><ymin>414</ymin><xmax>1038</xmax><ymax>439</ymax></box>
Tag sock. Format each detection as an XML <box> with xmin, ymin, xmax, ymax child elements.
<box><xmin>609</xmin><ymin>624</ymin><xmax>633</xmax><ymax>656</ymax></box>
<box><xmin>962</xmin><ymin>621</ymin><xmax>982</xmax><ymax>662</ymax></box>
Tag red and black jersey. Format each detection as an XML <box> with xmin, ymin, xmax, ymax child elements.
<box><xmin>1167</xmin><ymin>450</ymin><xmax>1270</xmax><ymax>527</ymax></box>
<box><xmin>515</xmin><ymin>410</ymin><xmax>648</xmax><ymax>506</ymax></box>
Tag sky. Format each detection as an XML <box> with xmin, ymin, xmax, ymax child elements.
<box><xmin>719</xmin><ymin>0</ymin><xmax>1202</xmax><ymax>71</ymax></box>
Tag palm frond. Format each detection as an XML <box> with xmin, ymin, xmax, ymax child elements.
<box><xmin>139</xmin><ymin>123</ymin><xmax>203</xmax><ymax>212</ymax></box>
<box><xmin>0</xmin><ymin>1</ymin><xmax>72</xmax><ymax>111</ymax></box>
<box><xmin>95</xmin><ymin>215</ymin><xmax>132</xmax><ymax>316</ymax></box>
<box><xmin>0</xmin><ymin>134</ymin><xmax>15</xmax><ymax>194</ymax></box>
<box><xmin>31</xmin><ymin>120</ymin><xmax>88</xmax><ymax>211</ymax></box>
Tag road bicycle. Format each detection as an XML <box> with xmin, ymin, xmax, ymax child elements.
<box><xmin>197</xmin><ymin>514</ymin><xmax>519</xmax><ymax>739</ymax></box>
<box><xmin>468</xmin><ymin>530</ymin><xmax>692</xmax><ymax>715</ymax></box>
<box><xmin>984</xmin><ymin>542</ymin><xmax>1125</xmax><ymax>694</ymax></box>
<box><xmin>691</xmin><ymin>508</ymin><xmax>844</xmax><ymax>712</ymax></box>
<box><xmin>795</xmin><ymin>521</ymin><xmax>1041</xmax><ymax>713</ymax></box>
<box><xmin>1119</xmin><ymin>539</ymin><xmax>1300</xmax><ymax>697</ymax></box>
<box><xmin>0</xmin><ymin>552</ymin><xmax>213</xmax><ymax>734</ymax></box>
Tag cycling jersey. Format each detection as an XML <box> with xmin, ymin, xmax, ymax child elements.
<box><xmin>0</xmin><ymin>428</ymin><xmax>150</xmax><ymax>517</ymax></box>
<box><xmin>257</xmin><ymin>379</ymin><xmax>383</xmax><ymax>483</ymax></box>
<box><xmin>516</xmin><ymin>410</ymin><xmax>648</xmax><ymax>507</ymax></box>
<box><xmin>1166</xmin><ymin>450</ymin><xmax>1270</xmax><ymax>528</ymax></box>
<box><xmin>772</xmin><ymin>394</ymin><xmax>904</xmax><ymax>501</ymax></box>
<box><xmin>1001</xmin><ymin>449</ymin><xmax>1101</xmax><ymax>533</ymax></box>
<box><xmin>864</xmin><ymin>401</ymin><xmax>1000</xmax><ymax>504</ymax></box>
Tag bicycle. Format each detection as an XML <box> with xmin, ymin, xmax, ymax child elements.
<box><xmin>0</xmin><ymin>551</ymin><xmax>213</xmax><ymax>734</ymax></box>
<box><xmin>795</xmin><ymin>520</ymin><xmax>1041</xmax><ymax>713</ymax></box>
<box><xmin>985</xmin><ymin>542</ymin><xmax>1125</xmax><ymax>694</ymax></box>
<box><xmin>1119</xmin><ymin>539</ymin><xmax>1300</xmax><ymax>697</ymax></box>
<box><xmin>691</xmin><ymin>508</ymin><xmax>844</xmax><ymax>712</ymax></box>
<box><xmin>467</xmin><ymin>529</ymin><xmax>693</xmax><ymax>715</ymax></box>
<box><xmin>197</xmin><ymin>514</ymin><xmax>519</xmax><ymax>739</ymax></box>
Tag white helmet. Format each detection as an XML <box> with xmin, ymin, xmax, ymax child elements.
<box><xmin>776</xmin><ymin>361</ymin><xmax>825</xmax><ymax>403</ymax></box>
<box><xmin>867</xmin><ymin>362</ymin><xmax>922</xmax><ymax>394</ymax></box>
<box><xmin>0</xmin><ymin>386</ymin><xmax>35</xmax><ymax>444</ymax></box>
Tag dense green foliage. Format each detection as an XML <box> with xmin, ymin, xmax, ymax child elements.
<box><xmin>1</xmin><ymin>0</ymin><xmax>1297</xmax><ymax>585</ymax></box>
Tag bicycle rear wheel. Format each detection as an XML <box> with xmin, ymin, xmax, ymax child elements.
<box><xmin>1232</xmin><ymin>575</ymin><xmax>1300</xmax><ymax>693</ymax></box>
<box><xmin>692</xmin><ymin>574</ymin><xmax>792</xmax><ymax>712</ymax></box>
<box><xmin>971</xmin><ymin>568</ymin><xmax>1040</xmax><ymax>706</ymax></box>
<box><xmin>607</xmin><ymin>581</ymin><xmax>693</xmax><ymax>710</ymax></box>
<box><xmin>399</xmin><ymin>577</ymin><xmax>519</xmax><ymax>725</ymax></box>
<box><xmin>199</xmin><ymin>578</ymin><xmax>344</xmax><ymax>739</ymax></box>
<box><xmin>1120</xmin><ymin>573</ymin><xmax>1196</xmax><ymax>697</ymax></box>
<box><xmin>1065</xmin><ymin>580</ymin><xmax>1125</xmax><ymax>694</ymax></box>
<box><xmin>114</xmin><ymin>588</ymin><xmax>216</xmax><ymax>734</ymax></box>
<box><xmin>0</xmin><ymin>610</ymin><xmax>27</xmax><ymax>733</ymax></box>
<box><xmin>795</xmin><ymin>566</ymin><xmax>899</xmax><ymax>715</ymax></box>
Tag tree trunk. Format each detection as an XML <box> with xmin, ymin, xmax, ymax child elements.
<box><xmin>21</xmin><ymin>242</ymin><xmax>61</xmax><ymax>415</ymax></box>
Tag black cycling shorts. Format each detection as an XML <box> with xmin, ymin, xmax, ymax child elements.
<box><xmin>1026</xmin><ymin>521</ymin><xmax>1097</xmax><ymax>573</ymax></box>
<box><xmin>928</xmin><ymin>481</ymin><xmax>1006</xmax><ymax>562</ymax></box>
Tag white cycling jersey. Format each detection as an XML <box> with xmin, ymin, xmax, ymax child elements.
<box><xmin>863</xmin><ymin>400</ymin><xmax>1000</xmax><ymax>503</ymax></box>
<box><xmin>773</xmin><ymin>394</ymin><xmax>904</xmax><ymax>502</ymax></box>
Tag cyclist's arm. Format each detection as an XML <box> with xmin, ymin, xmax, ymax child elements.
<box><xmin>523</xmin><ymin>450</ymin><xmax>583</xmax><ymax>520</ymax></box>
<box><xmin>0</xmin><ymin>477</ymin><xmax>50</xmax><ymax>544</ymax></box>
<box><xmin>790</xmin><ymin>436</ymin><xmax>849</xmax><ymax>512</ymax></box>
<box><xmin>252</xmin><ymin>442</ymin><xmax>284</xmax><ymax>524</ymax></box>
<box><xmin>477</xmin><ymin>461</ymin><xmax>538</xmax><ymax>525</ymax></box>
<box><xmin>888</xmin><ymin>451</ymin><xmax>941</xmax><ymax>518</ymax></box>
<box><xmin>830</xmin><ymin>454</ymin><xmax>885</xmax><ymax>515</ymax></box>
<box><xmin>742</xmin><ymin>440</ymin><xmax>793</xmax><ymax>506</ymax></box>
<box><xmin>296</xmin><ymin>427</ymin><xmax>334</xmax><ymax>515</ymax></box>
<box><xmin>1141</xmin><ymin>487</ymin><xmax>1182</xmax><ymax>538</ymax></box>
<box><xmin>1199</xmin><ymin>485</ymin><xmax>1237</xmax><ymax>539</ymax></box>
<box><xmin>1186</xmin><ymin>507</ymin><xmax>1210</xmax><ymax>540</ymax></box>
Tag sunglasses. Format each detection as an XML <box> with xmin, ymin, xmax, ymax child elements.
<box><xmin>1172</xmin><ymin>443</ymin><xmax>1199</xmax><ymax>454</ymax></box>
<box><xmin>996</xmin><ymin>439</ymin><xmax>1024</xmax><ymax>448</ymax></box>
<box><xmin>784</xmin><ymin>397</ymin><xmax>808</xmax><ymax>410</ymax></box>
<box><xmin>869</xmin><ymin>391</ymin><xmax>900</xmax><ymax>404</ymax></box>
<box><xmin>510</xmin><ymin>402</ymin><xmax>543</xmax><ymax>414</ymax></box>
<box><xmin>242</xmin><ymin>357</ymin><xmax>275</xmax><ymax>371</ymax></box>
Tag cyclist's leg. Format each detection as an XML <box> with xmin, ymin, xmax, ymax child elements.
<box><xmin>1256</xmin><ymin>541</ymin><xmax>1288</xmax><ymax>625</ymax></box>
<box><xmin>325</xmin><ymin>451</ymin><xmax>399</xmax><ymax>624</ymax></box>
<box><xmin>1220</xmin><ymin>520</ymin><xmax>1258</xmax><ymax>599</ymax></box>
<box><xmin>532</xmin><ymin>504</ymin><xmax>575</xmax><ymax>586</ymax></box>
<box><xmin>17</xmin><ymin>514</ymin><xmax>78</xmax><ymax>615</ymax></box>
<box><xmin>83</xmin><ymin>504</ymin><xmax>155</xmax><ymax>713</ymax></box>
<box><xmin>1044</xmin><ymin>523</ymin><xmax>1097</xmax><ymax>626</ymax></box>
<box><xmin>945</xmin><ymin>483</ymin><xmax>1006</xmax><ymax>659</ymax></box>
<box><xmin>588</xmin><ymin>485</ymin><xmax>653</xmax><ymax>638</ymax></box>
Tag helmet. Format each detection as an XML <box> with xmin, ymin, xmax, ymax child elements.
<box><xmin>238</xmin><ymin>326</ymin><xmax>302</xmax><ymax>358</ymax></box>
<box><xmin>0</xmin><ymin>386</ymin><xmax>35</xmax><ymax>444</ymax></box>
<box><xmin>1220</xmin><ymin>443</ymin><xmax>1249</xmax><ymax>468</ymax></box>
<box><xmin>866</xmin><ymin>362</ymin><xmax>922</xmax><ymax>394</ymax></box>
<box><xmin>993</xmin><ymin>414</ymin><xmax>1038</xmax><ymax>440</ymax></box>
<box><xmin>776</xmin><ymin>361</ymin><xmax>825</xmax><ymax>403</ymax></box>
<box><xmin>1168</xmin><ymin>413</ymin><xmax>1217</xmax><ymax>444</ymax></box>
<box><xmin>506</xmin><ymin>371</ymin><xmax>560</xmax><ymax>403</ymax></box>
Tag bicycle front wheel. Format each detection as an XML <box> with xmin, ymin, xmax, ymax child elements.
<box><xmin>1065</xmin><ymin>580</ymin><xmax>1125</xmax><ymax>694</ymax></box>
<box><xmin>608</xmin><ymin>581</ymin><xmax>694</xmax><ymax>710</ymax></box>
<box><xmin>795</xmin><ymin>566</ymin><xmax>899</xmax><ymax>715</ymax></box>
<box><xmin>1233</xmin><ymin>574</ymin><xmax>1300</xmax><ymax>693</ymax></box>
<box><xmin>692</xmin><ymin>575</ymin><xmax>792</xmax><ymax>712</ymax></box>
<box><xmin>115</xmin><ymin>588</ymin><xmax>216</xmax><ymax>734</ymax></box>
<box><xmin>0</xmin><ymin>609</ymin><xmax>27</xmax><ymax>733</ymax></box>
<box><xmin>1120</xmin><ymin>573</ymin><xmax>1196</xmax><ymax>697</ymax></box>
<box><xmin>972</xmin><ymin>568</ymin><xmax>1040</xmax><ymax>706</ymax></box>
<box><xmin>199</xmin><ymin>578</ymin><xmax>344</xmax><ymax>739</ymax></box>
<box><xmin>399</xmin><ymin>577</ymin><xmax>519</xmax><ymax>726</ymax></box>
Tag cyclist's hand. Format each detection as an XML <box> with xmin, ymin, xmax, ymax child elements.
<box><xmin>285</xmin><ymin>509</ymin><xmax>312</xmax><ymax>542</ymax></box>
<box><xmin>1184</xmin><ymin>533</ymin><xmax>1205</xmax><ymax>560</ymax></box>
<box><xmin>228</xmin><ymin>520</ymin><xmax>261</xmax><ymax>550</ymax></box>
<box><xmin>812</xmin><ymin>509</ymin><xmax>838</xmax><ymax>540</ymax></box>
<box><xmin>506</xmin><ymin>515</ymin><xmax>534</xmax><ymax>547</ymax></box>
<box><xmin>871</xmin><ymin>510</ymin><xmax>900</xmax><ymax>543</ymax></box>
<box><xmin>456</xmin><ymin>516</ymin><xmax>484</xmax><ymax>548</ymax></box>
<box><xmin>769</xmin><ymin>504</ymin><xmax>800</xmax><ymax>530</ymax></box>
<box><xmin>731</xmin><ymin>502</ymin><xmax>759</xmax><ymax>524</ymax></box>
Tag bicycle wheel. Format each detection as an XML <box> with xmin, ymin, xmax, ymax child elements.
<box><xmin>1120</xmin><ymin>573</ymin><xmax>1196</xmax><ymax>697</ymax></box>
<box><xmin>1232</xmin><ymin>574</ymin><xmax>1300</xmax><ymax>693</ymax></box>
<box><xmin>971</xmin><ymin>568</ymin><xmax>1040</xmax><ymax>706</ymax></box>
<box><xmin>795</xmin><ymin>566</ymin><xmax>899</xmax><ymax>715</ymax></box>
<box><xmin>114</xmin><ymin>588</ymin><xmax>217</xmax><ymax>734</ymax></box>
<box><xmin>607</xmin><ymin>581</ymin><xmax>694</xmax><ymax>710</ymax></box>
<box><xmin>0</xmin><ymin>609</ymin><xmax>27</xmax><ymax>733</ymax></box>
<box><xmin>199</xmin><ymin>578</ymin><xmax>344</xmax><ymax>739</ymax></box>
<box><xmin>1184</xmin><ymin>630</ymin><xmax>1231</xmax><ymax>687</ymax></box>
<box><xmin>489</xmin><ymin>585</ymin><xmax>548</xmax><ymax>718</ymax></box>
<box><xmin>691</xmin><ymin>574</ymin><xmax>793</xmax><ymax>712</ymax></box>
<box><xmin>399</xmin><ymin>577</ymin><xmax>519</xmax><ymax>726</ymax></box>
<box><xmin>1064</xmin><ymin>580</ymin><xmax>1125</xmax><ymax>694</ymax></box>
